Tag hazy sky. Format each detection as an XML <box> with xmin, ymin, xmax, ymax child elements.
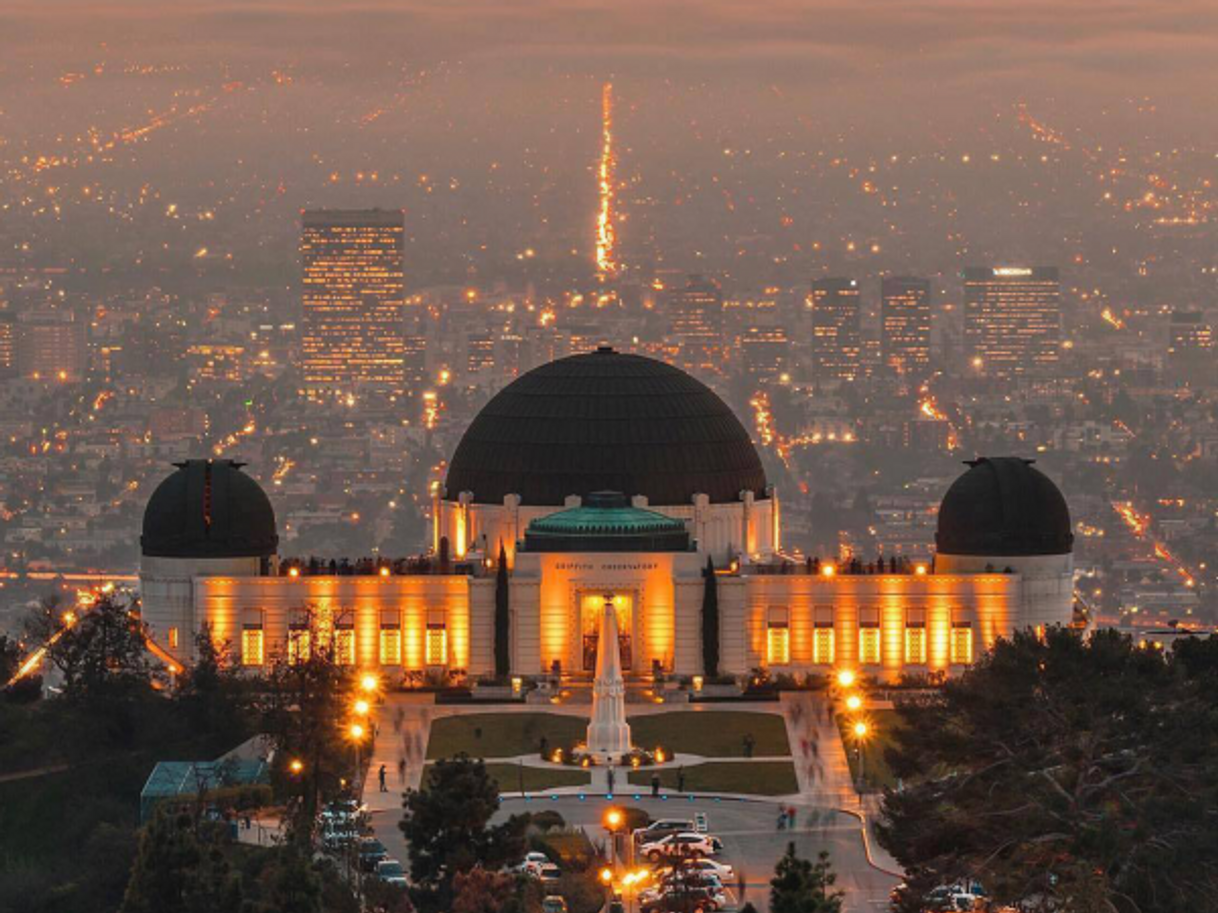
<box><xmin>4</xmin><ymin>0</ymin><xmax>1216</xmax><ymax>96</ymax></box>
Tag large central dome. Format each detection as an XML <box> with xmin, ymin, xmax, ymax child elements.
<box><xmin>444</xmin><ymin>348</ymin><xmax>768</xmax><ymax>506</ymax></box>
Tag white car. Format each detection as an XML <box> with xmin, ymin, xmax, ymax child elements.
<box><xmin>376</xmin><ymin>858</ymin><xmax>409</xmax><ymax>887</ymax></box>
<box><xmin>659</xmin><ymin>858</ymin><xmax>734</xmax><ymax>880</ymax></box>
<box><xmin>516</xmin><ymin>852</ymin><xmax>550</xmax><ymax>876</ymax></box>
<box><xmin>639</xmin><ymin>832</ymin><xmax>716</xmax><ymax>861</ymax></box>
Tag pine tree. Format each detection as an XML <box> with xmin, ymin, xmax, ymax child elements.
<box><xmin>769</xmin><ymin>843</ymin><xmax>843</xmax><ymax>913</ymax></box>
<box><xmin>702</xmin><ymin>556</ymin><xmax>719</xmax><ymax>678</ymax></box>
<box><xmin>120</xmin><ymin>812</ymin><xmax>244</xmax><ymax>913</ymax></box>
<box><xmin>494</xmin><ymin>543</ymin><xmax>510</xmax><ymax>679</ymax></box>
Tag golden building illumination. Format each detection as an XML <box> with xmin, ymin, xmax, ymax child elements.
<box><xmin>139</xmin><ymin>365</ymin><xmax>1074</xmax><ymax>686</ymax></box>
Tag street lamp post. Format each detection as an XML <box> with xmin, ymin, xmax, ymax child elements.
<box><xmin>852</xmin><ymin>720</ymin><xmax>869</xmax><ymax>800</ymax></box>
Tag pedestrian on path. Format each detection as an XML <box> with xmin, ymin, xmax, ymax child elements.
<box><xmin>677</xmin><ymin>766</ymin><xmax>686</xmax><ymax>793</ymax></box>
<box><xmin>650</xmin><ymin>772</ymin><xmax>660</xmax><ymax>797</ymax></box>
<box><xmin>378</xmin><ymin>764</ymin><xmax>387</xmax><ymax>792</ymax></box>
<box><xmin>607</xmin><ymin>766</ymin><xmax>616</xmax><ymax>794</ymax></box>
<box><xmin>398</xmin><ymin>756</ymin><xmax>407</xmax><ymax>782</ymax></box>
<box><xmin>743</xmin><ymin>733</ymin><xmax>755</xmax><ymax>758</ymax></box>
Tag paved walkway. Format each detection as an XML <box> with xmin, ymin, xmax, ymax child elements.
<box><xmin>359</xmin><ymin>692</ymin><xmax>904</xmax><ymax>877</ymax></box>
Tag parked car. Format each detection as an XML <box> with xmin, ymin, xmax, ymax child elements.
<box><xmin>375</xmin><ymin>859</ymin><xmax>409</xmax><ymax>887</ymax></box>
<box><xmin>639</xmin><ymin>884</ymin><xmax>726</xmax><ymax>913</ymax></box>
<box><xmin>358</xmin><ymin>838</ymin><xmax>388</xmax><ymax>872</ymax></box>
<box><xmin>633</xmin><ymin>819</ymin><xmax>696</xmax><ymax>843</ymax></box>
<box><xmin>321</xmin><ymin>821</ymin><xmax>359</xmax><ymax>852</ymax></box>
<box><xmin>321</xmin><ymin>799</ymin><xmax>360</xmax><ymax>824</ymax></box>
<box><xmin>660</xmin><ymin>871</ymin><xmax>724</xmax><ymax>892</ymax></box>
<box><xmin>541</xmin><ymin>896</ymin><xmax>568</xmax><ymax>913</ymax></box>
<box><xmin>538</xmin><ymin>864</ymin><xmax>563</xmax><ymax>884</ymax></box>
<box><xmin>659</xmin><ymin>858</ymin><xmax>734</xmax><ymax>881</ymax></box>
<box><xmin>639</xmin><ymin>832</ymin><xmax>716</xmax><ymax>862</ymax></box>
<box><xmin>516</xmin><ymin>852</ymin><xmax>551</xmax><ymax>876</ymax></box>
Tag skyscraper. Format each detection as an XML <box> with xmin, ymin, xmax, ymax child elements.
<box><xmin>667</xmin><ymin>275</ymin><xmax>724</xmax><ymax>375</ymax></box>
<box><xmin>810</xmin><ymin>278</ymin><xmax>861</xmax><ymax>381</ymax></box>
<box><xmin>881</xmin><ymin>277</ymin><xmax>932</xmax><ymax>378</ymax></box>
<box><xmin>16</xmin><ymin>306</ymin><xmax>86</xmax><ymax>383</ymax></box>
<box><xmin>963</xmin><ymin>267</ymin><xmax>1060</xmax><ymax>377</ymax></box>
<box><xmin>300</xmin><ymin>209</ymin><xmax>406</xmax><ymax>397</ymax></box>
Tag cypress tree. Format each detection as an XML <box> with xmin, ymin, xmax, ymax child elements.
<box><xmin>494</xmin><ymin>543</ymin><xmax>510</xmax><ymax>679</ymax></box>
<box><xmin>702</xmin><ymin>556</ymin><xmax>719</xmax><ymax>678</ymax></box>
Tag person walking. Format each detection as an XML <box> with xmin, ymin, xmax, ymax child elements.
<box><xmin>677</xmin><ymin>766</ymin><xmax>686</xmax><ymax>793</ymax></box>
<box><xmin>378</xmin><ymin>764</ymin><xmax>387</xmax><ymax>792</ymax></box>
<box><xmin>607</xmin><ymin>765</ymin><xmax>616</xmax><ymax>794</ymax></box>
<box><xmin>398</xmin><ymin>756</ymin><xmax>407</xmax><ymax>783</ymax></box>
<box><xmin>650</xmin><ymin>772</ymin><xmax>660</xmax><ymax>797</ymax></box>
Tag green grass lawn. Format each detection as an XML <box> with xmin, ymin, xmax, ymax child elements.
<box><xmin>420</xmin><ymin>761</ymin><xmax>590</xmax><ymax>793</ymax></box>
<box><xmin>626</xmin><ymin>761</ymin><xmax>798</xmax><ymax>796</ymax></box>
<box><xmin>628</xmin><ymin>711</ymin><xmax>790</xmax><ymax>758</ymax></box>
<box><xmin>426</xmin><ymin>713</ymin><xmax>587</xmax><ymax>760</ymax></box>
<box><xmin>837</xmin><ymin>709</ymin><xmax>902</xmax><ymax>791</ymax></box>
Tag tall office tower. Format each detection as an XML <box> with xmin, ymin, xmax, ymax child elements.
<box><xmin>881</xmin><ymin>277</ymin><xmax>932</xmax><ymax>378</ymax></box>
<box><xmin>0</xmin><ymin>315</ymin><xmax>13</xmax><ymax>378</ymax></box>
<box><xmin>1167</xmin><ymin>309</ymin><xmax>1214</xmax><ymax>385</ymax></box>
<box><xmin>667</xmin><ymin>275</ymin><xmax>724</xmax><ymax>375</ymax></box>
<box><xmin>17</xmin><ymin>307</ymin><xmax>87</xmax><ymax>382</ymax></box>
<box><xmin>300</xmin><ymin>209</ymin><xmax>405</xmax><ymax>397</ymax></box>
<box><xmin>810</xmin><ymin>278</ymin><xmax>861</xmax><ymax>381</ymax></box>
<box><xmin>962</xmin><ymin>267</ymin><xmax>1060</xmax><ymax>377</ymax></box>
<box><xmin>740</xmin><ymin>326</ymin><xmax>790</xmax><ymax>382</ymax></box>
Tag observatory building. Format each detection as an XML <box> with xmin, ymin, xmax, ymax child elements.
<box><xmin>139</xmin><ymin>349</ymin><xmax>1074</xmax><ymax>682</ymax></box>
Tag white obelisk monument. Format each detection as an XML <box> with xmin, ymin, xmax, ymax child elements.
<box><xmin>586</xmin><ymin>596</ymin><xmax>632</xmax><ymax>763</ymax></box>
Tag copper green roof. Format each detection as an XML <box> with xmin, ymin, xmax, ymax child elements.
<box><xmin>523</xmin><ymin>491</ymin><xmax>691</xmax><ymax>553</ymax></box>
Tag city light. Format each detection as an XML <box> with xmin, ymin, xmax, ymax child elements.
<box><xmin>845</xmin><ymin>694</ymin><xmax>862</xmax><ymax>711</ymax></box>
<box><xmin>349</xmin><ymin>723</ymin><xmax>365</xmax><ymax>740</ymax></box>
<box><xmin>837</xmin><ymin>669</ymin><xmax>856</xmax><ymax>688</ymax></box>
<box><xmin>853</xmin><ymin>721</ymin><xmax>869</xmax><ymax>738</ymax></box>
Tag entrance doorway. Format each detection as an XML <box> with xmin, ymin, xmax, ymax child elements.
<box><xmin>579</xmin><ymin>592</ymin><xmax>633</xmax><ymax>672</ymax></box>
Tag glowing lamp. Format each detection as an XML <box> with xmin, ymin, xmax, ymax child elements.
<box><xmin>288</xmin><ymin>567</ymin><xmax>300</xmax><ymax>578</ymax></box>
<box><xmin>853</xmin><ymin>721</ymin><xmax>868</xmax><ymax>738</ymax></box>
<box><xmin>914</xmin><ymin>564</ymin><xmax>927</xmax><ymax>576</ymax></box>
<box><xmin>379</xmin><ymin>566</ymin><xmax>390</xmax><ymax>577</ymax></box>
<box><xmin>289</xmin><ymin>759</ymin><xmax>304</xmax><ymax>775</ymax></box>
<box><xmin>692</xmin><ymin>675</ymin><xmax>704</xmax><ymax>692</ymax></box>
<box><xmin>349</xmin><ymin>723</ymin><xmax>365</xmax><ymax>740</ymax></box>
<box><xmin>353</xmin><ymin>699</ymin><xmax>370</xmax><ymax>716</ymax></box>
<box><xmin>845</xmin><ymin>694</ymin><xmax>862</xmax><ymax>712</ymax></box>
<box><xmin>821</xmin><ymin>563</ymin><xmax>837</xmax><ymax>578</ymax></box>
<box><xmin>604</xmin><ymin>808</ymin><xmax>623</xmax><ymax>829</ymax></box>
<box><xmin>599</xmin><ymin>868</ymin><xmax>614</xmax><ymax>885</ymax></box>
<box><xmin>360</xmin><ymin>674</ymin><xmax>379</xmax><ymax>693</ymax></box>
<box><xmin>836</xmin><ymin>669</ymin><xmax>856</xmax><ymax>688</ymax></box>
<box><xmin>511</xmin><ymin>676</ymin><xmax>523</xmax><ymax>696</ymax></box>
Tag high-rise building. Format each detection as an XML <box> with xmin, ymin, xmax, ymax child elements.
<box><xmin>1167</xmin><ymin>309</ymin><xmax>1214</xmax><ymax>385</ymax></box>
<box><xmin>740</xmin><ymin>326</ymin><xmax>790</xmax><ymax>382</ymax></box>
<box><xmin>666</xmin><ymin>275</ymin><xmax>724</xmax><ymax>375</ymax></box>
<box><xmin>17</xmin><ymin>307</ymin><xmax>86</xmax><ymax>383</ymax></box>
<box><xmin>810</xmin><ymin>278</ymin><xmax>861</xmax><ymax>381</ymax></box>
<box><xmin>300</xmin><ymin>209</ymin><xmax>405</xmax><ymax>396</ymax></box>
<box><xmin>881</xmin><ymin>277</ymin><xmax>932</xmax><ymax>377</ymax></box>
<box><xmin>1167</xmin><ymin>310</ymin><xmax>1213</xmax><ymax>358</ymax></box>
<box><xmin>963</xmin><ymin>267</ymin><xmax>1060</xmax><ymax>377</ymax></box>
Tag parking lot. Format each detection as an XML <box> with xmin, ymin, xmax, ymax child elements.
<box><xmin>369</xmin><ymin>793</ymin><xmax>897</xmax><ymax>913</ymax></box>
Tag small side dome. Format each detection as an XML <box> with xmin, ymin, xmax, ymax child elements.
<box><xmin>141</xmin><ymin>460</ymin><xmax>279</xmax><ymax>559</ymax></box>
<box><xmin>936</xmin><ymin>457</ymin><xmax>1073</xmax><ymax>557</ymax></box>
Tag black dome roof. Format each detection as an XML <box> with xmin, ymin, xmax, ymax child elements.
<box><xmin>936</xmin><ymin>457</ymin><xmax>1073</xmax><ymax>557</ymax></box>
<box><xmin>141</xmin><ymin>460</ymin><xmax>279</xmax><ymax>559</ymax></box>
<box><xmin>445</xmin><ymin>348</ymin><xmax>768</xmax><ymax>506</ymax></box>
